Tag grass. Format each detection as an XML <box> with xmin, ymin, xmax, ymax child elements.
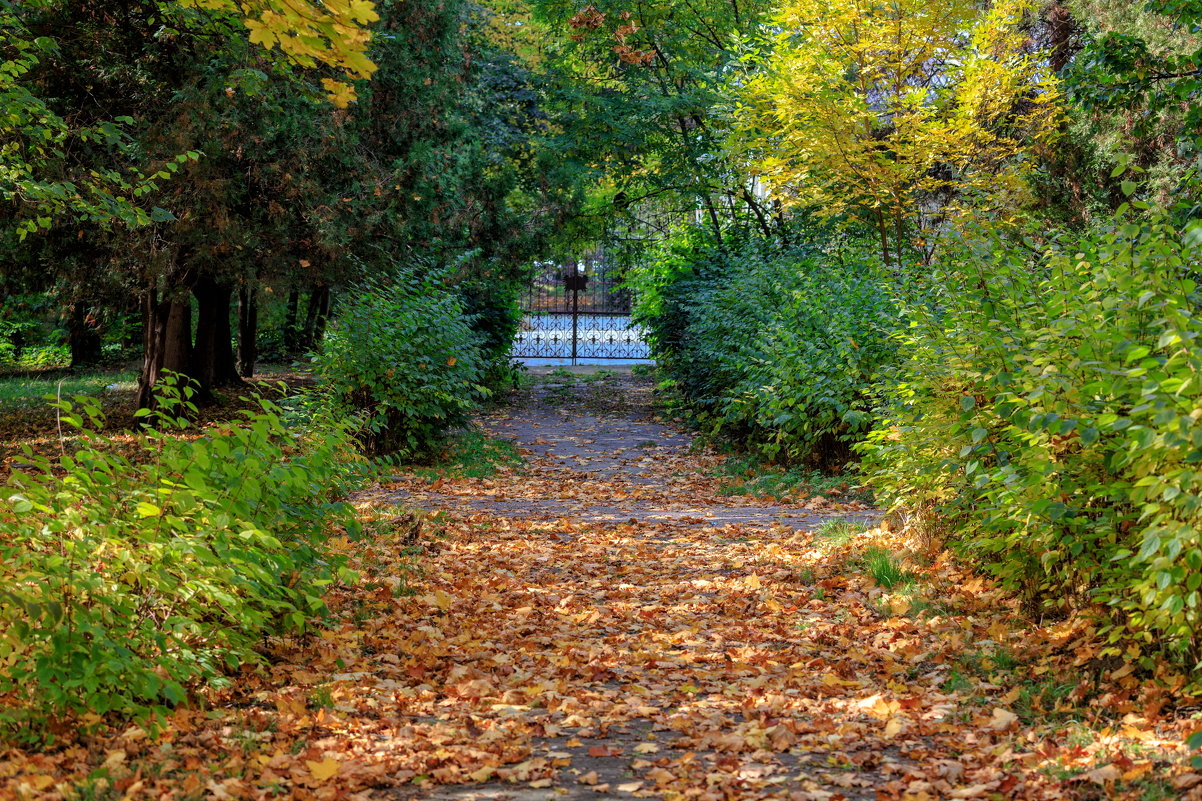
<box><xmin>408</xmin><ymin>429</ymin><xmax>522</xmax><ymax>480</ymax></box>
<box><xmin>812</xmin><ymin>518</ymin><xmax>867</xmax><ymax>547</ymax></box>
<box><xmin>715</xmin><ymin>454</ymin><xmax>874</xmax><ymax>504</ymax></box>
<box><xmin>862</xmin><ymin>546</ymin><xmax>911</xmax><ymax>589</ymax></box>
<box><xmin>0</xmin><ymin>370</ymin><xmax>138</xmax><ymax>413</ymax></box>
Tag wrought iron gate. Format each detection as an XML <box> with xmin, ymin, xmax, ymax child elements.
<box><xmin>512</xmin><ymin>262</ymin><xmax>650</xmax><ymax>363</ymax></box>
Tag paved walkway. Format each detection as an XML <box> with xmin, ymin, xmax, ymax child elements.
<box><xmin>365</xmin><ymin>371</ymin><xmax>897</xmax><ymax>800</ymax></box>
<box><xmin>380</xmin><ymin>370</ymin><xmax>878</xmax><ymax>531</ymax></box>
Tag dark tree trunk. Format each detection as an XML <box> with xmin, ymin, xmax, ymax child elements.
<box><xmin>68</xmin><ymin>304</ymin><xmax>103</xmax><ymax>368</ymax></box>
<box><xmin>1046</xmin><ymin>2</ymin><xmax>1079</xmax><ymax>74</ymax></box>
<box><xmin>284</xmin><ymin>287</ymin><xmax>300</xmax><ymax>356</ymax></box>
<box><xmin>300</xmin><ymin>285</ymin><xmax>331</xmax><ymax>352</ymax></box>
<box><xmin>311</xmin><ymin>286</ymin><xmax>331</xmax><ymax>348</ymax></box>
<box><xmin>137</xmin><ymin>286</ymin><xmax>193</xmax><ymax>409</ymax></box>
<box><xmin>192</xmin><ymin>274</ymin><xmax>243</xmax><ymax>395</ymax></box>
<box><xmin>237</xmin><ymin>285</ymin><xmax>258</xmax><ymax>378</ymax></box>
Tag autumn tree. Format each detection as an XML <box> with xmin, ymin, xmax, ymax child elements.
<box><xmin>737</xmin><ymin>0</ymin><xmax>1062</xmax><ymax>264</ymax></box>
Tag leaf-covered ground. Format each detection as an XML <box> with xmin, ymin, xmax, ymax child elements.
<box><xmin>3</xmin><ymin>368</ymin><xmax>1201</xmax><ymax>800</ymax></box>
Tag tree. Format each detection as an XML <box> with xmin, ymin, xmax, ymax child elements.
<box><xmin>4</xmin><ymin>0</ymin><xmax>579</xmax><ymax>405</ymax></box>
<box><xmin>532</xmin><ymin>0</ymin><xmax>780</xmax><ymax>247</ymax></box>
<box><xmin>1050</xmin><ymin>0</ymin><xmax>1202</xmax><ymax>216</ymax></box>
<box><xmin>0</xmin><ymin>0</ymin><xmax>376</xmax><ymax>242</ymax></box>
<box><xmin>736</xmin><ymin>0</ymin><xmax>1063</xmax><ymax>264</ymax></box>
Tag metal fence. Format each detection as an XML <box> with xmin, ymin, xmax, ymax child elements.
<box><xmin>512</xmin><ymin>263</ymin><xmax>650</xmax><ymax>363</ymax></box>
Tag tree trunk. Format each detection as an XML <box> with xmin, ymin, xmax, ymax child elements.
<box><xmin>137</xmin><ymin>287</ymin><xmax>193</xmax><ymax>409</ymax></box>
<box><xmin>311</xmin><ymin>286</ymin><xmax>331</xmax><ymax>349</ymax></box>
<box><xmin>68</xmin><ymin>304</ymin><xmax>103</xmax><ymax>368</ymax></box>
<box><xmin>300</xmin><ymin>285</ymin><xmax>331</xmax><ymax>352</ymax></box>
<box><xmin>237</xmin><ymin>285</ymin><xmax>258</xmax><ymax>378</ymax></box>
<box><xmin>192</xmin><ymin>274</ymin><xmax>243</xmax><ymax>395</ymax></box>
<box><xmin>876</xmin><ymin>211</ymin><xmax>893</xmax><ymax>268</ymax></box>
<box><xmin>702</xmin><ymin>195</ymin><xmax>725</xmax><ymax>251</ymax></box>
<box><xmin>284</xmin><ymin>287</ymin><xmax>300</xmax><ymax>356</ymax></box>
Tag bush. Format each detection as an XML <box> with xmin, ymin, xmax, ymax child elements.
<box><xmin>0</xmin><ymin>377</ymin><xmax>365</xmax><ymax>733</ymax></box>
<box><xmin>634</xmin><ymin>233</ymin><xmax>903</xmax><ymax>465</ymax></box>
<box><xmin>860</xmin><ymin>211</ymin><xmax>1202</xmax><ymax>670</ymax></box>
<box><xmin>459</xmin><ymin>275</ymin><xmax>524</xmax><ymax>386</ymax></box>
<box><xmin>313</xmin><ymin>270</ymin><xmax>488</xmax><ymax>457</ymax></box>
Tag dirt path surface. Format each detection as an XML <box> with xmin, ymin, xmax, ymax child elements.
<box><xmin>5</xmin><ymin>371</ymin><xmax>1193</xmax><ymax>801</ymax></box>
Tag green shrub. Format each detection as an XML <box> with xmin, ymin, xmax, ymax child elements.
<box><xmin>861</xmin><ymin>210</ymin><xmax>1202</xmax><ymax>670</ymax></box>
<box><xmin>459</xmin><ymin>275</ymin><xmax>524</xmax><ymax>385</ymax></box>
<box><xmin>0</xmin><ymin>377</ymin><xmax>365</xmax><ymax>733</ymax></box>
<box><xmin>634</xmin><ymin>233</ymin><xmax>903</xmax><ymax>465</ymax></box>
<box><xmin>313</xmin><ymin>270</ymin><xmax>488</xmax><ymax>457</ymax></box>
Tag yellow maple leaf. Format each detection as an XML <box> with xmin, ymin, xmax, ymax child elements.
<box><xmin>307</xmin><ymin>757</ymin><xmax>340</xmax><ymax>781</ymax></box>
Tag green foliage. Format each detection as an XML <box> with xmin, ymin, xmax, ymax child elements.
<box><xmin>458</xmin><ymin>276</ymin><xmax>524</xmax><ymax>384</ymax></box>
<box><xmin>0</xmin><ymin>376</ymin><xmax>365</xmax><ymax>733</ymax></box>
<box><xmin>861</xmin><ymin>209</ymin><xmax>1202</xmax><ymax>669</ymax></box>
<box><xmin>635</xmin><ymin>232</ymin><xmax>903</xmax><ymax>465</ymax></box>
<box><xmin>532</xmin><ymin>0</ymin><xmax>780</xmax><ymax>244</ymax></box>
<box><xmin>1061</xmin><ymin>1</ymin><xmax>1202</xmax><ymax>209</ymax></box>
<box><xmin>0</xmin><ymin>8</ymin><xmax>196</xmax><ymax>239</ymax></box>
<box><xmin>313</xmin><ymin>270</ymin><xmax>487</xmax><ymax>457</ymax></box>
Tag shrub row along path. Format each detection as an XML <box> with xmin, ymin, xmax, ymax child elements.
<box><xmin>348</xmin><ymin>369</ymin><xmax>1178</xmax><ymax>801</ymax></box>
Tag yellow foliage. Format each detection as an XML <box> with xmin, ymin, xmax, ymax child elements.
<box><xmin>736</xmin><ymin>0</ymin><xmax>1061</xmax><ymax>262</ymax></box>
<box><xmin>178</xmin><ymin>0</ymin><xmax>379</xmax><ymax>106</ymax></box>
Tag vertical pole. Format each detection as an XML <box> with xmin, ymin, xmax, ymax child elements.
<box><xmin>570</xmin><ymin>273</ymin><xmax>579</xmax><ymax>366</ymax></box>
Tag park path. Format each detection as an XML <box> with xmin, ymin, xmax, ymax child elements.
<box><xmin>384</xmin><ymin>368</ymin><xmax>877</xmax><ymax>529</ymax></box>
<box><xmin>3</xmin><ymin>370</ymin><xmax>1185</xmax><ymax>801</ymax></box>
<box><xmin>337</xmin><ymin>370</ymin><xmax>1041</xmax><ymax>800</ymax></box>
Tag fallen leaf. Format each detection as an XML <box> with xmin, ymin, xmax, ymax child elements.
<box><xmin>307</xmin><ymin>757</ymin><xmax>340</xmax><ymax>781</ymax></box>
<box><xmin>1074</xmin><ymin>764</ymin><xmax>1120</xmax><ymax>785</ymax></box>
<box><xmin>988</xmin><ymin>707</ymin><xmax>1018</xmax><ymax>731</ymax></box>
<box><xmin>588</xmin><ymin>745</ymin><xmax>621</xmax><ymax>757</ymax></box>
<box><xmin>1174</xmin><ymin>773</ymin><xmax>1202</xmax><ymax>790</ymax></box>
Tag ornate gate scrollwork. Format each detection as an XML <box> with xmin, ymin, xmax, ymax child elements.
<box><xmin>513</xmin><ymin>260</ymin><xmax>650</xmax><ymax>363</ymax></box>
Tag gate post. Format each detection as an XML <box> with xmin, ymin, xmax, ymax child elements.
<box><xmin>565</xmin><ymin>270</ymin><xmax>588</xmax><ymax>366</ymax></box>
<box><xmin>570</xmin><ymin>277</ymin><xmax>579</xmax><ymax>365</ymax></box>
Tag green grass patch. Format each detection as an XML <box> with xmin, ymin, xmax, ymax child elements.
<box><xmin>408</xmin><ymin>429</ymin><xmax>521</xmax><ymax>480</ymax></box>
<box><xmin>812</xmin><ymin>518</ymin><xmax>867</xmax><ymax>548</ymax></box>
<box><xmin>0</xmin><ymin>370</ymin><xmax>137</xmax><ymax>413</ymax></box>
<box><xmin>862</xmin><ymin>546</ymin><xmax>912</xmax><ymax>589</ymax></box>
<box><xmin>716</xmin><ymin>454</ymin><xmax>873</xmax><ymax>504</ymax></box>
